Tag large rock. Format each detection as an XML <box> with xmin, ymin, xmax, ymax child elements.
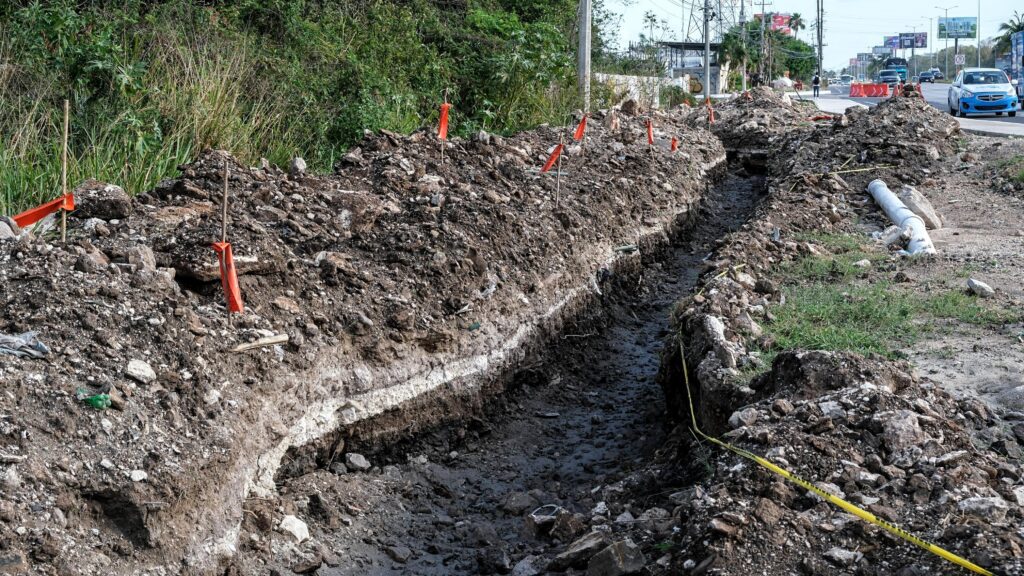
<box><xmin>126</xmin><ymin>360</ymin><xmax>157</xmax><ymax>384</ymax></box>
<box><xmin>550</xmin><ymin>531</ymin><xmax>610</xmax><ymax>570</ymax></box>
<box><xmin>897</xmin><ymin>185</ymin><xmax>942</xmax><ymax>229</ymax></box>
<box><xmin>586</xmin><ymin>539</ymin><xmax>646</xmax><ymax>576</ymax></box>
<box><xmin>73</xmin><ymin>180</ymin><xmax>133</xmax><ymax>220</ymax></box>
<box><xmin>967</xmin><ymin>278</ymin><xmax>995</xmax><ymax>298</ymax></box>
<box><xmin>277</xmin><ymin>515</ymin><xmax>310</xmax><ymax>543</ymax></box>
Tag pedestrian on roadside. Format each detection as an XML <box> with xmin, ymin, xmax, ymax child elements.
<box><xmin>812</xmin><ymin>73</ymin><xmax>821</xmax><ymax>98</ymax></box>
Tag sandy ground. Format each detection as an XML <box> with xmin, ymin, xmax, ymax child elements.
<box><xmin>901</xmin><ymin>137</ymin><xmax>1024</xmax><ymax>413</ymax></box>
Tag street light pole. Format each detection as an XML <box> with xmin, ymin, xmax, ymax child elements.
<box><xmin>976</xmin><ymin>0</ymin><xmax>981</xmax><ymax>67</ymax></box>
<box><xmin>935</xmin><ymin>5</ymin><xmax>958</xmax><ymax>79</ymax></box>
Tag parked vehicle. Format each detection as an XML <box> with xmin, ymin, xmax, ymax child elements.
<box><xmin>947</xmin><ymin>68</ymin><xmax>1019</xmax><ymax>117</ymax></box>
<box><xmin>919</xmin><ymin>71</ymin><xmax>935</xmax><ymax>83</ymax></box>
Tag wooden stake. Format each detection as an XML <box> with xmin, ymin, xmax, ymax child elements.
<box><xmin>555</xmin><ymin>134</ymin><xmax>563</xmax><ymax>208</ymax></box>
<box><xmin>440</xmin><ymin>90</ymin><xmax>448</xmax><ymax>165</ymax></box>
<box><xmin>221</xmin><ymin>161</ymin><xmax>229</xmax><ymax>244</ymax></box>
<box><xmin>61</xmin><ymin>99</ymin><xmax>69</xmax><ymax>243</ymax></box>
<box><xmin>221</xmin><ymin>160</ymin><xmax>231</xmax><ymax>327</ymax></box>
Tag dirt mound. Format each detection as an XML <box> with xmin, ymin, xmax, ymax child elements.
<box><xmin>779</xmin><ymin>95</ymin><xmax>962</xmax><ymax>191</ymax></box>
<box><xmin>675</xmin><ymin>349</ymin><xmax>1024</xmax><ymax>575</ymax></box>
<box><xmin>0</xmin><ymin>110</ymin><xmax>725</xmax><ymax>573</ymax></box>
<box><xmin>677</xmin><ymin>87</ymin><xmax>817</xmax><ymax>152</ymax></box>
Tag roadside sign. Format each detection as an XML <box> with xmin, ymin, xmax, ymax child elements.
<box><xmin>954</xmin><ymin>53</ymin><xmax>966</xmax><ymax>66</ymax></box>
<box><xmin>938</xmin><ymin>17</ymin><xmax>977</xmax><ymax>40</ymax></box>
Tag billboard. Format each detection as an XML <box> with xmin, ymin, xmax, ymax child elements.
<box><xmin>857</xmin><ymin>53</ymin><xmax>873</xmax><ymax>63</ymax></box>
<box><xmin>898</xmin><ymin>32</ymin><xmax>927</xmax><ymax>49</ymax></box>
<box><xmin>872</xmin><ymin>45</ymin><xmax>891</xmax><ymax>55</ymax></box>
<box><xmin>938</xmin><ymin>17</ymin><xmax>977</xmax><ymax>39</ymax></box>
<box><xmin>849</xmin><ymin>57</ymin><xmax>858</xmax><ymax>66</ymax></box>
<box><xmin>755</xmin><ymin>13</ymin><xmax>794</xmax><ymax>36</ymax></box>
<box><xmin>883</xmin><ymin>36</ymin><xmax>899</xmax><ymax>49</ymax></box>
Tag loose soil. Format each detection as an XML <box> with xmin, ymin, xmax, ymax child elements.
<box><xmin>233</xmin><ymin>170</ymin><xmax>766</xmax><ymax>575</ymax></box>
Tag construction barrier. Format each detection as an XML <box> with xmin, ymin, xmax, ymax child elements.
<box><xmin>849</xmin><ymin>83</ymin><xmax>890</xmax><ymax>98</ymax></box>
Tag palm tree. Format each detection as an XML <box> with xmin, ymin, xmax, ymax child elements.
<box><xmin>788</xmin><ymin>13</ymin><xmax>806</xmax><ymax>41</ymax></box>
<box><xmin>995</xmin><ymin>11</ymin><xmax>1024</xmax><ymax>56</ymax></box>
<box><xmin>716</xmin><ymin>27</ymin><xmax>750</xmax><ymax>89</ymax></box>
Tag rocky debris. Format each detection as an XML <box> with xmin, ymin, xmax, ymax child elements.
<box><xmin>967</xmin><ymin>277</ymin><xmax>995</xmax><ymax>298</ymax></box>
<box><xmin>677</xmin><ymin>86</ymin><xmax>811</xmax><ymax>151</ymax></box>
<box><xmin>290</xmin><ymin>156</ymin><xmax>307</xmax><ymax>176</ymax></box>
<box><xmin>586</xmin><ymin>539</ymin><xmax>646</xmax><ymax>576</ymax></box>
<box><xmin>344</xmin><ymin>453</ymin><xmax>371</xmax><ymax>472</ymax></box>
<box><xmin>73</xmin><ymin>179</ymin><xmax>133</xmax><ymax>220</ymax></box>
<box><xmin>0</xmin><ymin>107</ymin><xmax>725</xmax><ymax>574</ymax></box>
<box><xmin>551</xmin><ymin>531</ymin><xmax>611</xmax><ymax>570</ymax></box>
<box><xmin>384</xmin><ymin>545</ymin><xmax>412</xmax><ymax>563</ymax></box>
<box><xmin>278</xmin><ymin>515</ymin><xmax>310</xmax><ymax>543</ymax></box>
<box><xmin>125</xmin><ymin>359</ymin><xmax>156</xmax><ymax>384</ymax></box>
<box><xmin>897</xmin><ymin>184</ymin><xmax>943</xmax><ymax>229</ymax></box>
<box><xmin>647</xmin><ymin>92</ymin><xmax>1024</xmax><ymax>576</ymax></box>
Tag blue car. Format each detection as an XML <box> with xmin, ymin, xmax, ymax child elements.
<box><xmin>947</xmin><ymin>67</ymin><xmax>1019</xmax><ymax>117</ymax></box>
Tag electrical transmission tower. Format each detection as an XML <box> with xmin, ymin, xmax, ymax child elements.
<box><xmin>683</xmin><ymin>0</ymin><xmax>748</xmax><ymax>44</ymax></box>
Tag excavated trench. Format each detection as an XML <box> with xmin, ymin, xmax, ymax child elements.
<box><xmin>263</xmin><ymin>165</ymin><xmax>766</xmax><ymax>574</ymax></box>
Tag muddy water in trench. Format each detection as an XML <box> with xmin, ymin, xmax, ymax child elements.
<box><xmin>300</xmin><ymin>170</ymin><xmax>764</xmax><ymax>575</ymax></box>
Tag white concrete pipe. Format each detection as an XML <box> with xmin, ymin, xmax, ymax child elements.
<box><xmin>867</xmin><ymin>179</ymin><xmax>937</xmax><ymax>256</ymax></box>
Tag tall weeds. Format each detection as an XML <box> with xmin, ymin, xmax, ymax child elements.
<box><xmin>0</xmin><ymin>0</ymin><xmax>581</xmax><ymax>214</ymax></box>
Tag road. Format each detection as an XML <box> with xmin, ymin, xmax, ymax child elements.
<box><xmin>824</xmin><ymin>82</ymin><xmax>1024</xmax><ymax>126</ymax></box>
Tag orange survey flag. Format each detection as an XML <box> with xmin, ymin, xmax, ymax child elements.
<box><xmin>646</xmin><ymin>119</ymin><xmax>654</xmax><ymax>145</ymax></box>
<box><xmin>541</xmin><ymin>144</ymin><xmax>564</xmax><ymax>173</ymax></box>
<box><xmin>212</xmin><ymin>242</ymin><xmax>244</xmax><ymax>313</ymax></box>
<box><xmin>438</xmin><ymin>103</ymin><xmax>451</xmax><ymax>140</ymax></box>
<box><xmin>13</xmin><ymin>193</ymin><xmax>74</xmax><ymax>228</ymax></box>
<box><xmin>670</xmin><ymin>137</ymin><xmax>679</xmax><ymax>152</ymax></box>
<box><xmin>706</xmin><ymin>99</ymin><xmax>716</xmax><ymax>124</ymax></box>
<box><xmin>573</xmin><ymin>115</ymin><xmax>588</xmax><ymax>141</ymax></box>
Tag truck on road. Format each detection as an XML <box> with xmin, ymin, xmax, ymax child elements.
<box><xmin>884</xmin><ymin>57</ymin><xmax>909</xmax><ymax>82</ymax></box>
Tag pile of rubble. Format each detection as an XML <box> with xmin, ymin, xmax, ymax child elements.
<box><xmin>778</xmin><ymin>95</ymin><xmax>962</xmax><ymax>191</ymax></box>
<box><xmin>0</xmin><ymin>109</ymin><xmax>727</xmax><ymax>573</ymax></box>
<box><xmin>677</xmin><ymin>87</ymin><xmax>817</xmax><ymax>152</ymax></box>
<box><xmin>616</xmin><ymin>85</ymin><xmax>1024</xmax><ymax>575</ymax></box>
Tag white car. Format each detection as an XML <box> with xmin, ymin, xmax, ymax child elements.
<box><xmin>947</xmin><ymin>67</ymin><xmax>1019</xmax><ymax>117</ymax></box>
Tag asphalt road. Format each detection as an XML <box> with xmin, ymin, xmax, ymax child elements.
<box><xmin>839</xmin><ymin>81</ymin><xmax>1024</xmax><ymax>125</ymax></box>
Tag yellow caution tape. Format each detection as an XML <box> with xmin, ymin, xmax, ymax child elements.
<box><xmin>679</xmin><ymin>343</ymin><xmax>994</xmax><ymax>575</ymax></box>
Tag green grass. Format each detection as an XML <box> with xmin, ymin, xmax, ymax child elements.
<box><xmin>760</xmin><ymin>233</ymin><xmax>1019</xmax><ymax>360</ymax></box>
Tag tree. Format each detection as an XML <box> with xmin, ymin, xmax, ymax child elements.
<box><xmin>995</xmin><ymin>11</ymin><xmax>1024</xmax><ymax>56</ymax></box>
<box><xmin>788</xmin><ymin>13</ymin><xmax>806</xmax><ymax>41</ymax></box>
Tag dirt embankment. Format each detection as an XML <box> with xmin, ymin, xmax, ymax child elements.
<box><xmin>644</xmin><ymin>95</ymin><xmax>1024</xmax><ymax>574</ymax></box>
<box><xmin>0</xmin><ymin>109</ymin><xmax>724</xmax><ymax>573</ymax></box>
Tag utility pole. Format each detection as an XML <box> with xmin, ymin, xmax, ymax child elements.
<box><xmin>740</xmin><ymin>0</ymin><xmax>747</xmax><ymax>92</ymax></box>
<box><xmin>816</xmin><ymin>0</ymin><xmax>824</xmax><ymax>76</ymax></box>
<box><xmin>759</xmin><ymin>0</ymin><xmax>767</xmax><ymax>82</ymax></box>
<box><xmin>578</xmin><ymin>0</ymin><xmax>592</xmax><ymax>112</ymax></box>
<box><xmin>703</xmin><ymin>0</ymin><xmax>711</xmax><ymax>99</ymax></box>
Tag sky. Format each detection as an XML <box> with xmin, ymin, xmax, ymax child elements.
<box><xmin>611</xmin><ymin>0</ymin><xmax>1012</xmax><ymax>71</ymax></box>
